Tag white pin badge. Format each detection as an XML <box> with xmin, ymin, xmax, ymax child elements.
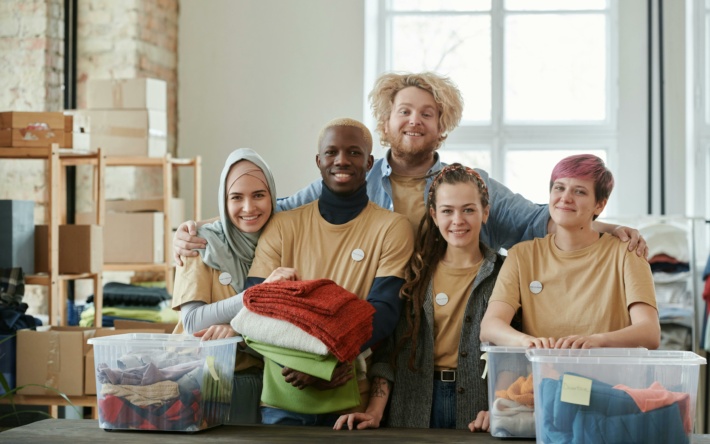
<box><xmin>529</xmin><ymin>281</ymin><xmax>543</xmax><ymax>294</ymax></box>
<box><xmin>351</xmin><ymin>248</ymin><xmax>365</xmax><ymax>262</ymax></box>
<box><xmin>219</xmin><ymin>272</ymin><xmax>232</xmax><ymax>286</ymax></box>
<box><xmin>435</xmin><ymin>292</ymin><xmax>449</xmax><ymax>306</ymax></box>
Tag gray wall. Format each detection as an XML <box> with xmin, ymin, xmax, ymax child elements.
<box><xmin>178</xmin><ymin>0</ymin><xmax>365</xmax><ymax>218</ymax></box>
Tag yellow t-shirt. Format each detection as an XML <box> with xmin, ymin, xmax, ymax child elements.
<box><xmin>432</xmin><ymin>260</ymin><xmax>482</xmax><ymax>370</ymax></box>
<box><xmin>389</xmin><ymin>172</ymin><xmax>426</xmax><ymax>235</ymax></box>
<box><xmin>490</xmin><ymin>233</ymin><xmax>657</xmax><ymax>339</ymax></box>
<box><xmin>172</xmin><ymin>255</ymin><xmax>262</xmax><ymax>371</ymax></box>
<box><xmin>248</xmin><ymin>201</ymin><xmax>414</xmax><ymax>300</ymax></box>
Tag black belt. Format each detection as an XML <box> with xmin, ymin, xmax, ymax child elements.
<box><xmin>434</xmin><ymin>370</ymin><xmax>456</xmax><ymax>382</ymax></box>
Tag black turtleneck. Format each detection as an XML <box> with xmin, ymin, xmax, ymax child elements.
<box><xmin>317</xmin><ymin>181</ymin><xmax>369</xmax><ymax>225</ymax></box>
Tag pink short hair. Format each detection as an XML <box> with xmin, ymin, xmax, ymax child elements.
<box><xmin>550</xmin><ymin>154</ymin><xmax>614</xmax><ymax>203</ymax></box>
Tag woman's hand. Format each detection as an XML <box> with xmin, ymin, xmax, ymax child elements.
<box><xmin>468</xmin><ymin>410</ymin><xmax>489</xmax><ymax>432</ymax></box>
<box><xmin>193</xmin><ymin>324</ymin><xmax>236</xmax><ymax>341</ymax></box>
<box><xmin>282</xmin><ymin>363</ymin><xmax>353</xmax><ymax>391</ymax></box>
<box><xmin>521</xmin><ymin>336</ymin><xmax>557</xmax><ymax>349</ymax></box>
<box><xmin>611</xmin><ymin>225</ymin><xmax>649</xmax><ymax>259</ymax></box>
<box><xmin>173</xmin><ymin>220</ymin><xmax>207</xmax><ymax>266</ymax></box>
<box><xmin>333</xmin><ymin>412</ymin><xmax>381</xmax><ymax>430</ymax></box>
<box><xmin>264</xmin><ymin>267</ymin><xmax>300</xmax><ymax>283</ymax></box>
<box><xmin>554</xmin><ymin>334</ymin><xmax>604</xmax><ymax>349</ymax></box>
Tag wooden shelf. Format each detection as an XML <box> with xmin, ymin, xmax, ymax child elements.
<box><xmin>103</xmin><ymin>154</ymin><xmax>201</xmax><ymax>294</ymax></box>
<box><xmin>1</xmin><ymin>144</ymin><xmax>105</xmax><ymax>326</ymax></box>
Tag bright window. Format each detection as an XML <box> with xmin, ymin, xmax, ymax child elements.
<box><xmin>373</xmin><ymin>0</ymin><xmax>617</xmax><ymax>205</ymax></box>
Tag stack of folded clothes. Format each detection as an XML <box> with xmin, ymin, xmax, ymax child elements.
<box><xmin>538</xmin><ymin>374</ymin><xmax>690</xmax><ymax>444</ymax></box>
<box><xmin>96</xmin><ymin>349</ymin><xmax>231</xmax><ymax>431</ymax></box>
<box><xmin>80</xmin><ymin>282</ymin><xmax>178</xmax><ymax>327</ymax></box>
<box><xmin>231</xmin><ymin>279</ymin><xmax>374</xmax><ymax>414</ymax></box>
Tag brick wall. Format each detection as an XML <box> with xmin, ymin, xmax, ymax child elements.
<box><xmin>0</xmin><ymin>0</ymin><xmax>65</xmax><ymax>223</ymax></box>
<box><xmin>75</xmin><ymin>0</ymin><xmax>179</xmax><ymax>210</ymax></box>
<box><xmin>0</xmin><ymin>0</ymin><xmax>179</xmax><ymax>314</ymax></box>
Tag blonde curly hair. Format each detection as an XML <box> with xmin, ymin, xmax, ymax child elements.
<box><xmin>368</xmin><ymin>72</ymin><xmax>464</xmax><ymax>149</ymax></box>
<box><xmin>317</xmin><ymin>117</ymin><xmax>373</xmax><ymax>154</ymax></box>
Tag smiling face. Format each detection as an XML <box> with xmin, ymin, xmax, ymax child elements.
<box><xmin>316</xmin><ymin>125</ymin><xmax>374</xmax><ymax>195</ymax></box>
<box><xmin>549</xmin><ymin>177</ymin><xmax>607</xmax><ymax>229</ymax></box>
<box><xmin>385</xmin><ymin>86</ymin><xmax>442</xmax><ymax>162</ymax></box>
<box><xmin>430</xmin><ymin>182</ymin><xmax>489</xmax><ymax>250</ymax></box>
<box><xmin>225</xmin><ymin>161</ymin><xmax>272</xmax><ymax>233</ymax></box>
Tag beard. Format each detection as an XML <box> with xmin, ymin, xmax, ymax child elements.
<box><xmin>389</xmin><ymin>132</ymin><xmax>439</xmax><ymax>166</ymax></box>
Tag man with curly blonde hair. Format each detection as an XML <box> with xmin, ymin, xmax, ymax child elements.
<box><xmin>175</xmin><ymin>72</ymin><xmax>647</xmax><ymax>262</ymax></box>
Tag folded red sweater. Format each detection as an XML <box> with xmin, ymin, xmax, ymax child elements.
<box><xmin>243</xmin><ymin>279</ymin><xmax>374</xmax><ymax>362</ymax></box>
<box><xmin>244</xmin><ymin>279</ymin><xmax>351</xmax><ymax>316</ymax></box>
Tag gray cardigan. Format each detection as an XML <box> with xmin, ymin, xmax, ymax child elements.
<box><xmin>369</xmin><ymin>244</ymin><xmax>504</xmax><ymax>429</ymax></box>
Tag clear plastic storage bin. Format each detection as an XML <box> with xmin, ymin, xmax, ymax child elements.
<box><xmin>480</xmin><ymin>343</ymin><xmax>536</xmax><ymax>438</ymax></box>
<box><xmin>526</xmin><ymin>348</ymin><xmax>705</xmax><ymax>444</ymax></box>
<box><xmin>88</xmin><ymin>333</ymin><xmax>241</xmax><ymax>432</ymax></box>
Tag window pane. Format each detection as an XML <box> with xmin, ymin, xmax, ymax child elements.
<box><xmin>505</xmin><ymin>14</ymin><xmax>607</xmax><ymax>122</ymax></box>
<box><xmin>391</xmin><ymin>15</ymin><xmax>491</xmax><ymax>123</ymax></box>
<box><xmin>438</xmin><ymin>148</ymin><xmax>491</xmax><ymax>172</ymax></box>
<box><xmin>505</xmin><ymin>0</ymin><xmax>607</xmax><ymax>11</ymax></box>
<box><xmin>505</xmin><ymin>149</ymin><xmax>607</xmax><ymax>205</ymax></box>
<box><xmin>391</xmin><ymin>0</ymin><xmax>490</xmax><ymax>12</ymax></box>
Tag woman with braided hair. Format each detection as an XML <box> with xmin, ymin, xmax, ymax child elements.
<box><xmin>334</xmin><ymin>163</ymin><xmax>503</xmax><ymax>432</ymax></box>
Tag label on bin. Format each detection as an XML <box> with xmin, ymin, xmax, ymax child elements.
<box><xmin>560</xmin><ymin>374</ymin><xmax>592</xmax><ymax>406</ymax></box>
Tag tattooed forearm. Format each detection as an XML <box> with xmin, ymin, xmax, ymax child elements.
<box><xmin>371</xmin><ymin>377</ymin><xmax>390</xmax><ymax>398</ymax></box>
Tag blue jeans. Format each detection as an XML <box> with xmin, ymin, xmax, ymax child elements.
<box><xmin>260</xmin><ymin>407</ymin><xmax>340</xmax><ymax>427</ymax></box>
<box><xmin>429</xmin><ymin>379</ymin><xmax>457</xmax><ymax>429</ymax></box>
<box><xmin>226</xmin><ymin>368</ymin><xmax>263</xmax><ymax>425</ymax></box>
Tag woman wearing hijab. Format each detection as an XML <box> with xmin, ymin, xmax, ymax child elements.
<box><xmin>172</xmin><ymin>148</ymin><xmax>277</xmax><ymax>425</ymax></box>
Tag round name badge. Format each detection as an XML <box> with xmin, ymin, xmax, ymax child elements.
<box><xmin>529</xmin><ymin>280</ymin><xmax>543</xmax><ymax>294</ymax></box>
<box><xmin>351</xmin><ymin>248</ymin><xmax>365</xmax><ymax>262</ymax></box>
<box><xmin>218</xmin><ymin>272</ymin><xmax>232</xmax><ymax>286</ymax></box>
<box><xmin>435</xmin><ymin>292</ymin><xmax>449</xmax><ymax>306</ymax></box>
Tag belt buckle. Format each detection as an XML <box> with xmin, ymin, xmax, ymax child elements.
<box><xmin>441</xmin><ymin>370</ymin><xmax>456</xmax><ymax>382</ymax></box>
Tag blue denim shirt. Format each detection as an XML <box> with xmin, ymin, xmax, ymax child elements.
<box><xmin>277</xmin><ymin>150</ymin><xmax>550</xmax><ymax>251</ymax></box>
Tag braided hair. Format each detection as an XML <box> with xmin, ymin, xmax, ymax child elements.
<box><xmin>397</xmin><ymin>163</ymin><xmax>489</xmax><ymax>371</ymax></box>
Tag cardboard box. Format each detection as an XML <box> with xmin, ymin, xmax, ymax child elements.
<box><xmin>72</xmin><ymin>109</ymin><xmax>167</xmax><ymax>157</ymax></box>
<box><xmin>16</xmin><ymin>327</ymin><xmax>95</xmax><ymax>396</ymax></box>
<box><xmin>0</xmin><ymin>128</ymin><xmax>64</xmax><ymax>147</ymax></box>
<box><xmin>170</xmin><ymin>198</ymin><xmax>185</xmax><ymax>229</ymax></box>
<box><xmin>0</xmin><ymin>200</ymin><xmax>35</xmax><ymax>274</ymax></box>
<box><xmin>105</xmin><ymin>198</ymin><xmax>163</xmax><ymax>213</ymax></box>
<box><xmin>104</xmin><ymin>198</ymin><xmax>183</xmax><ymax>229</ymax></box>
<box><xmin>84</xmin><ymin>327</ymin><xmax>163</xmax><ymax>395</ymax></box>
<box><xmin>76</xmin><ymin>212</ymin><xmax>163</xmax><ymax>263</ymax></box>
<box><xmin>0</xmin><ymin>111</ymin><xmax>65</xmax><ymax>130</ymax></box>
<box><xmin>35</xmin><ymin>224</ymin><xmax>103</xmax><ymax>274</ymax></box>
<box><xmin>63</xmin><ymin>114</ymin><xmax>73</xmax><ymax>148</ymax></box>
<box><xmin>0</xmin><ymin>111</ymin><xmax>65</xmax><ymax>147</ymax></box>
<box><xmin>86</xmin><ymin>78</ymin><xmax>167</xmax><ymax>111</ymax></box>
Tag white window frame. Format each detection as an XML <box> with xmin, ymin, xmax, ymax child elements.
<box><xmin>366</xmin><ymin>0</ymin><xmax>621</xmax><ymax>214</ymax></box>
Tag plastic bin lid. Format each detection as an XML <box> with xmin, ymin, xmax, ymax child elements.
<box><xmin>525</xmin><ymin>348</ymin><xmax>706</xmax><ymax>365</ymax></box>
<box><xmin>88</xmin><ymin>333</ymin><xmax>243</xmax><ymax>347</ymax></box>
<box><xmin>480</xmin><ymin>342</ymin><xmax>529</xmax><ymax>353</ymax></box>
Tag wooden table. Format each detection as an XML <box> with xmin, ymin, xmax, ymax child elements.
<box><xmin>3</xmin><ymin>419</ymin><xmax>710</xmax><ymax>443</ymax></box>
<box><xmin>0</xmin><ymin>419</ymin><xmax>530</xmax><ymax>443</ymax></box>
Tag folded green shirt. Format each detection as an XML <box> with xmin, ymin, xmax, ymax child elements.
<box><xmin>246</xmin><ymin>337</ymin><xmax>360</xmax><ymax>414</ymax></box>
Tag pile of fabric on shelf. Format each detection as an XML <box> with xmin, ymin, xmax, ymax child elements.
<box><xmin>80</xmin><ymin>282</ymin><xmax>178</xmax><ymax>327</ymax></box>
